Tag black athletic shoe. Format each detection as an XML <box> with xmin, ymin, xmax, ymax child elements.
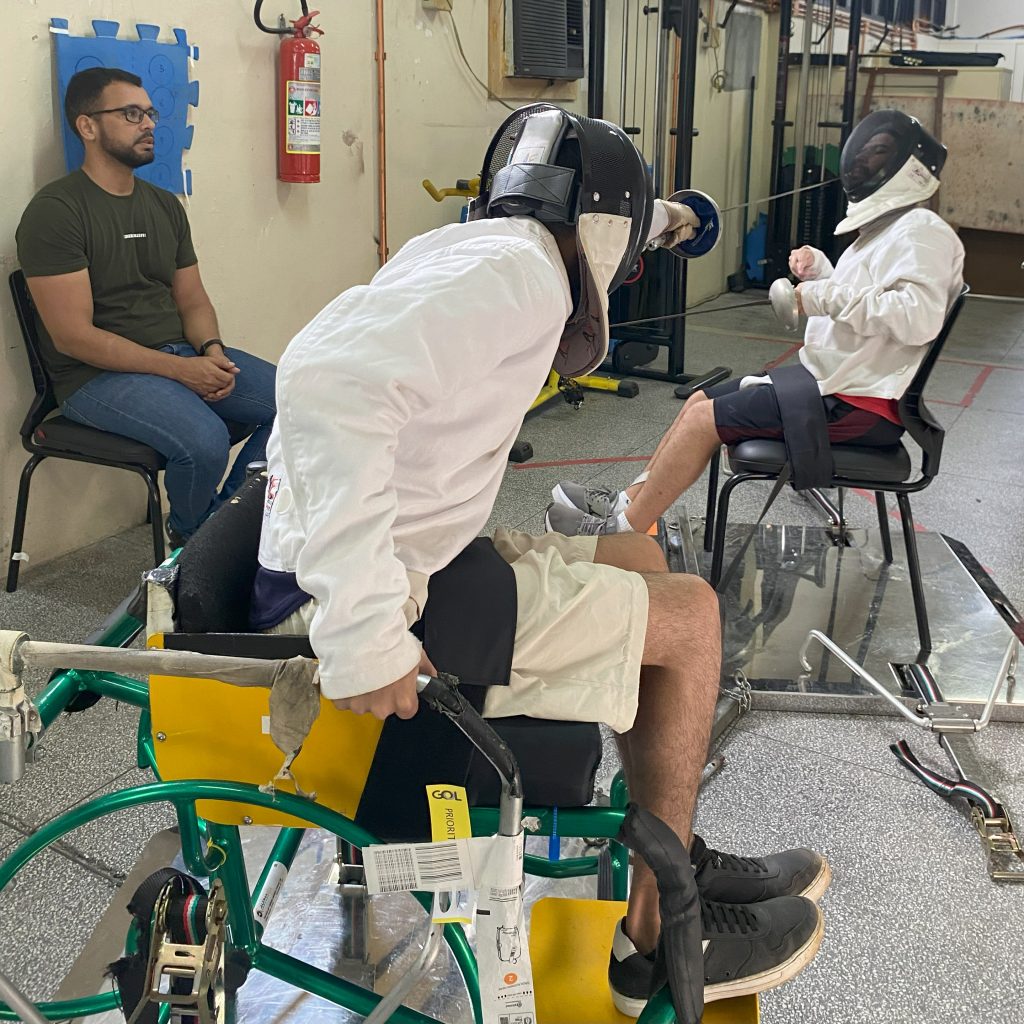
<box><xmin>702</xmin><ymin>894</ymin><xmax>823</xmax><ymax>1003</ymax></box>
<box><xmin>608</xmin><ymin>895</ymin><xmax>823</xmax><ymax>1017</ymax></box>
<box><xmin>608</xmin><ymin>918</ymin><xmax>657</xmax><ymax>1018</ymax></box>
<box><xmin>691</xmin><ymin>834</ymin><xmax>831</xmax><ymax>904</ymax></box>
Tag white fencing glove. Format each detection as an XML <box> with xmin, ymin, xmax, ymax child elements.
<box><xmin>788</xmin><ymin>245</ymin><xmax>820</xmax><ymax>281</ymax></box>
<box><xmin>659</xmin><ymin>202</ymin><xmax>702</xmax><ymax>247</ymax></box>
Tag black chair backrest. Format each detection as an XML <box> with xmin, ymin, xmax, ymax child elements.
<box><xmin>175</xmin><ymin>471</ymin><xmax>267</xmax><ymax>633</ymax></box>
<box><xmin>897</xmin><ymin>284</ymin><xmax>969</xmax><ymax>479</ymax></box>
<box><xmin>8</xmin><ymin>270</ymin><xmax>58</xmax><ymax>441</ymax></box>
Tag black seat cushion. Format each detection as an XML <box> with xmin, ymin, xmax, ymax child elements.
<box><xmin>32</xmin><ymin>415</ymin><xmax>165</xmax><ymax>468</ymax></box>
<box><xmin>31</xmin><ymin>416</ymin><xmax>254</xmax><ymax>471</ymax></box>
<box><xmin>467</xmin><ymin>716</ymin><xmax>602</xmax><ymax>808</ymax></box>
<box><xmin>729</xmin><ymin>438</ymin><xmax>912</xmax><ymax>484</ymax></box>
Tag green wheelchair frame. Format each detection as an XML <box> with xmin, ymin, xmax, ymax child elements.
<box><xmin>0</xmin><ymin>596</ymin><xmax>685</xmax><ymax>1024</ymax></box>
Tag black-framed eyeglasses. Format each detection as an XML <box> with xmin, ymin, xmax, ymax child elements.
<box><xmin>86</xmin><ymin>105</ymin><xmax>160</xmax><ymax>125</ymax></box>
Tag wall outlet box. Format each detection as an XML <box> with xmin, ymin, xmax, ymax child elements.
<box><xmin>422</xmin><ymin>0</ymin><xmax>453</xmax><ymax>11</ymax></box>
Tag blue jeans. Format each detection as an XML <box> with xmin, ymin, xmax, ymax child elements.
<box><xmin>63</xmin><ymin>342</ymin><xmax>277</xmax><ymax>538</ymax></box>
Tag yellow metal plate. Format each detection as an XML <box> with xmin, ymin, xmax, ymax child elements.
<box><xmin>148</xmin><ymin>639</ymin><xmax>382</xmax><ymax>827</ymax></box>
<box><xmin>530</xmin><ymin>898</ymin><xmax>759</xmax><ymax>1024</ymax></box>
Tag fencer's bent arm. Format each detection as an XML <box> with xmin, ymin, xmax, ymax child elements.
<box><xmin>798</xmin><ymin>217</ymin><xmax>959</xmax><ymax>346</ymax></box>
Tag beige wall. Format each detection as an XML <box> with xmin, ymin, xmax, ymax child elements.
<box><xmin>0</xmin><ymin>0</ymin><xmax>575</xmax><ymax>579</ymax></box>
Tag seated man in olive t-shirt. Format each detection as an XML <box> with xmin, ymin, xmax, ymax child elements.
<box><xmin>16</xmin><ymin>67</ymin><xmax>277</xmax><ymax>545</ymax></box>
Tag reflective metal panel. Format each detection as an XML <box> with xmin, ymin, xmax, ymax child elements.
<box><xmin>701</xmin><ymin>522</ymin><xmax>1021</xmax><ymax>719</ymax></box>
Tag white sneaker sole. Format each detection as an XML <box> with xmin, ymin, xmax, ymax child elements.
<box><xmin>705</xmin><ymin>904</ymin><xmax>825</xmax><ymax>1003</ymax></box>
<box><xmin>801</xmin><ymin>857</ymin><xmax>832</xmax><ymax>905</ymax></box>
<box><xmin>610</xmin><ymin>988</ymin><xmax>648</xmax><ymax>1018</ymax></box>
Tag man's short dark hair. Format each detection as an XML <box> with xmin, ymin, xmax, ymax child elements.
<box><xmin>64</xmin><ymin>67</ymin><xmax>143</xmax><ymax>138</ymax></box>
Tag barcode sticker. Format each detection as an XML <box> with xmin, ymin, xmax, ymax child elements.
<box><xmin>363</xmin><ymin>840</ymin><xmax>471</xmax><ymax>894</ymax></box>
<box><xmin>363</xmin><ymin>835</ymin><xmax>522</xmax><ymax>895</ymax></box>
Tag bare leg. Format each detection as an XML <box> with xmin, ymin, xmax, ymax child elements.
<box><xmin>623</xmin><ymin>399</ymin><xmax>722</xmax><ymax>534</ymax></box>
<box><xmin>625</xmin><ymin>390</ymin><xmax>712</xmax><ymax>502</ymax></box>
<box><xmin>594</xmin><ymin>535</ymin><xmax>721</xmax><ymax>955</ymax></box>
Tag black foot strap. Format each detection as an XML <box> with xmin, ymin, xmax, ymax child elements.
<box><xmin>617</xmin><ymin>804</ymin><xmax>703</xmax><ymax>1024</ymax></box>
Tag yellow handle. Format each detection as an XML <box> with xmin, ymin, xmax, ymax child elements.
<box><xmin>422</xmin><ymin>176</ymin><xmax>480</xmax><ymax>202</ymax></box>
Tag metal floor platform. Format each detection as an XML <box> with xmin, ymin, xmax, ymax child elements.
<box><xmin>693</xmin><ymin>520</ymin><xmax>1020</xmax><ymax>720</ymax></box>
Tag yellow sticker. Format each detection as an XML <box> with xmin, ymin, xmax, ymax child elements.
<box><xmin>426</xmin><ymin>785</ymin><xmax>471</xmax><ymax>842</ymax></box>
<box><xmin>426</xmin><ymin>784</ymin><xmax>472</xmax><ymax>925</ymax></box>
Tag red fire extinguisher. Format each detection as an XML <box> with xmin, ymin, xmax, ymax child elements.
<box><xmin>255</xmin><ymin>3</ymin><xmax>324</xmax><ymax>183</ymax></box>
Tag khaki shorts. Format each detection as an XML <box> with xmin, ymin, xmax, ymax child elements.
<box><xmin>269</xmin><ymin>529</ymin><xmax>649</xmax><ymax>734</ymax></box>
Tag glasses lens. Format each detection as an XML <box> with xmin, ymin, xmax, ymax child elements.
<box><xmin>123</xmin><ymin>106</ymin><xmax>160</xmax><ymax>124</ymax></box>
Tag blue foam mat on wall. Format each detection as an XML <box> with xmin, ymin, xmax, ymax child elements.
<box><xmin>50</xmin><ymin>17</ymin><xmax>199</xmax><ymax>194</ymax></box>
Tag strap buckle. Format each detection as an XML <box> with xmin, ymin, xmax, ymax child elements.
<box><xmin>970</xmin><ymin>807</ymin><xmax>1024</xmax><ymax>883</ymax></box>
<box><xmin>127</xmin><ymin>879</ymin><xmax>229</xmax><ymax>1024</ymax></box>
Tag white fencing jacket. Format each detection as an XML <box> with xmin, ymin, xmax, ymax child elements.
<box><xmin>260</xmin><ymin>208</ymin><xmax>669</xmax><ymax>701</ymax></box>
<box><xmin>797</xmin><ymin>207</ymin><xmax>964</xmax><ymax>398</ymax></box>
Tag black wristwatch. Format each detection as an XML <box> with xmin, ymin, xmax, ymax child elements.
<box><xmin>199</xmin><ymin>338</ymin><xmax>225</xmax><ymax>356</ymax></box>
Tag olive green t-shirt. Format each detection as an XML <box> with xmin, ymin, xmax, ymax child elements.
<box><xmin>15</xmin><ymin>169</ymin><xmax>198</xmax><ymax>404</ymax></box>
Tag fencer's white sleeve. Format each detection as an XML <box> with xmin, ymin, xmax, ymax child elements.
<box><xmin>799</xmin><ymin>219</ymin><xmax>955</xmax><ymax>346</ymax></box>
<box><xmin>646</xmin><ymin>200</ymin><xmax>670</xmax><ymax>244</ymax></box>
<box><xmin>273</xmin><ymin>250</ymin><xmax>561</xmax><ymax>701</ymax></box>
<box><xmin>274</xmin><ymin>317</ymin><xmax>429</xmax><ymax>700</ymax></box>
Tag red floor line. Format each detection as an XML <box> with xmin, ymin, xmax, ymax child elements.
<box><xmin>851</xmin><ymin>487</ymin><xmax>926</xmax><ymax>532</ymax></box>
<box><xmin>961</xmin><ymin>365</ymin><xmax>994</xmax><ymax>407</ymax></box>
<box><xmin>763</xmin><ymin>342</ymin><xmax>803</xmax><ymax>370</ymax></box>
<box><xmin>512</xmin><ymin>455</ymin><xmax>652</xmax><ymax>470</ymax></box>
<box><xmin>938</xmin><ymin>354</ymin><xmax>1024</xmax><ymax>373</ymax></box>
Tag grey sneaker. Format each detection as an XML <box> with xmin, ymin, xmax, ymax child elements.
<box><xmin>545</xmin><ymin>502</ymin><xmax>624</xmax><ymax>537</ymax></box>
<box><xmin>551</xmin><ymin>481</ymin><xmax>628</xmax><ymax>518</ymax></box>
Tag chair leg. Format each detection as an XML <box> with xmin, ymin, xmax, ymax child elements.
<box><xmin>875</xmin><ymin>491</ymin><xmax>894</xmax><ymax>563</ymax></box>
<box><xmin>896</xmin><ymin>492</ymin><xmax>931</xmax><ymax>658</ymax></box>
<box><xmin>708</xmin><ymin>473</ymin><xmax>746</xmax><ymax>587</ymax></box>
<box><xmin>137</xmin><ymin>470</ymin><xmax>166</xmax><ymax>566</ymax></box>
<box><xmin>704</xmin><ymin>448</ymin><xmax>720</xmax><ymax>553</ymax></box>
<box><xmin>6</xmin><ymin>455</ymin><xmax>44</xmax><ymax>593</ymax></box>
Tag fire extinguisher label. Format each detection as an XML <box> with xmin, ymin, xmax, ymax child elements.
<box><xmin>304</xmin><ymin>53</ymin><xmax>321</xmax><ymax>69</ymax></box>
<box><xmin>286</xmin><ymin>80</ymin><xmax>321</xmax><ymax>155</ymax></box>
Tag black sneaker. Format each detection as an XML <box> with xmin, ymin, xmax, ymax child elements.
<box><xmin>691</xmin><ymin>834</ymin><xmax>831</xmax><ymax>904</ymax></box>
<box><xmin>702</xmin><ymin>895</ymin><xmax>823</xmax><ymax>1003</ymax></box>
<box><xmin>608</xmin><ymin>918</ymin><xmax>657</xmax><ymax>1018</ymax></box>
<box><xmin>608</xmin><ymin>896</ymin><xmax>823</xmax><ymax>1016</ymax></box>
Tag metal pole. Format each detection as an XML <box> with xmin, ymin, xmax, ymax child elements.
<box><xmin>669</xmin><ymin>0</ymin><xmax>700</xmax><ymax>376</ymax></box>
<box><xmin>789</xmin><ymin>0</ymin><xmax>816</xmax><ymax>246</ymax></box>
<box><xmin>620</xmin><ymin>0</ymin><xmax>629</xmax><ymax>124</ymax></box>
<box><xmin>840</xmin><ymin>0</ymin><xmax>863</xmax><ymax>146</ymax></box>
<box><xmin>588</xmin><ymin>0</ymin><xmax>607</xmax><ymax>117</ymax></box>
<box><xmin>653</xmin><ymin>27</ymin><xmax>672</xmax><ymax>197</ymax></box>
<box><xmin>766</xmin><ymin>0</ymin><xmax>793</xmax><ymax>279</ymax></box>
<box><xmin>374</xmin><ymin>0</ymin><xmax>388</xmax><ymax>264</ymax></box>
<box><xmin>819</xmin><ymin>0</ymin><xmax>839</xmax><ymax>182</ymax></box>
